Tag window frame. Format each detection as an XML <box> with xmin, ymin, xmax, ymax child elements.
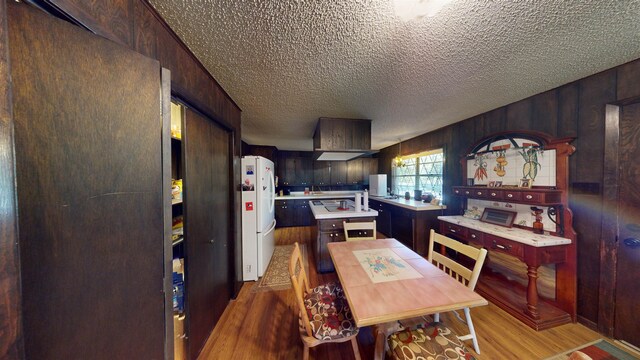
<box><xmin>392</xmin><ymin>147</ymin><xmax>445</xmax><ymax>198</ymax></box>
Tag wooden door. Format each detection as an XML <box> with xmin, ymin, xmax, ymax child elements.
<box><xmin>184</xmin><ymin>108</ymin><xmax>232</xmax><ymax>359</ymax></box>
<box><xmin>8</xmin><ymin>2</ymin><xmax>167</xmax><ymax>359</ymax></box>
<box><xmin>614</xmin><ymin>102</ymin><xmax>640</xmax><ymax>347</ymax></box>
<box><xmin>347</xmin><ymin>158</ymin><xmax>363</xmax><ymax>184</ymax></box>
<box><xmin>313</xmin><ymin>161</ymin><xmax>331</xmax><ymax>186</ymax></box>
<box><xmin>331</xmin><ymin>161</ymin><xmax>347</xmax><ymax>185</ymax></box>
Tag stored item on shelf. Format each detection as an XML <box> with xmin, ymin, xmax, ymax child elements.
<box><xmin>172</xmin><ymin>216</ymin><xmax>184</xmax><ymax>241</ymax></box>
<box><xmin>171</xmin><ymin>179</ymin><xmax>183</xmax><ymax>201</ymax></box>
<box><xmin>172</xmin><ymin>271</ymin><xmax>184</xmax><ymax>313</ymax></box>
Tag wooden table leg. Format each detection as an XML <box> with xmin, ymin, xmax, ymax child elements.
<box><xmin>525</xmin><ymin>264</ymin><xmax>541</xmax><ymax>319</ymax></box>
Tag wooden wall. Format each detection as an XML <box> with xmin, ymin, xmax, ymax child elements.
<box><xmin>0</xmin><ymin>0</ymin><xmax>22</xmax><ymax>357</ymax></box>
<box><xmin>41</xmin><ymin>0</ymin><xmax>244</xmax><ymax>294</ymax></box>
<box><xmin>379</xmin><ymin>58</ymin><xmax>640</xmax><ymax>330</ymax></box>
<box><xmin>0</xmin><ymin>0</ymin><xmax>244</xmax><ymax>357</ymax></box>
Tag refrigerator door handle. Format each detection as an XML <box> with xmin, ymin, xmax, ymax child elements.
<box><xmin>269</xmin><ymin>169</ymin><xmax>275</xmax><ymax>213</ymax></box>
<box><xmin>265</xmin><ymin>218</ymin><xmax>277</xmax><ymax>235</ymax></box>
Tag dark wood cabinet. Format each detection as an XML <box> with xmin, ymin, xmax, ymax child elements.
<box><xmin>276</xmin><ymin>151</ymin><xmax>313</xmax><ymax>186</ymax></box>
<box><xmin>275</xmin><ymin>200</ymin><xmax>293</xmax><ymax>227</ymax></box>
<box><xmin>244</xmin><ymin>145</ymin><xmax>277</xmax><ymax>163</ymax></box>
<box><xmin>347</xmin><ymin>158</ymin><xmax>363</xmax><ymax>184</ymax></box>
<box><xmin>362</xmin><ymin>158</ymin><xmax>378</xmax><ymax>185</ymax></box>
<box><xmin>276</xmin><ymin>199</ymin><xmax>312</xmax><ymax>227</ymax></box>
<box><xmin>330</xmin><ymin>161</ymin><xmax>347</xmax><ymax>185</ymax></box>
<box><xmin>390</xmin><ymin>207</ymin><xmax>414</xmax><ymax>249</ymax></box>
<box><xmin>312</xmin><ymin>217</ymin><xmax>375</xmax><ymax>273</ymax></box>
<box><xmin>347</xmin><ymin>157</ymin><xmax>378</xmax><ymax>185</ymax></box>
<box><xmin>452</xmin><ymin>186</ymin><xmax>562</xmax><ymax>205</ymax></box>
<box><xmin>294</xmin><ymin>201</ymin><xmax>312</xmax><ymax>226</ymax></box>
<box><xmin>367</xmin><ymin>199</ymin><xmax>441</xmax><ymax>255</ymax></box>
<box><xmin>369</xmin><ymin>199</ymin><xmax>392</xmax><ymax>236</ymax></box>
<box><xmin>313</xmin><ymin>161</ymin><xmax>331</xmax><ymax>186</ymax></box>
<box><xmin>296</xmin><ymin>156</ymin><xmax>313</xmax><ymax>186</ymax></box>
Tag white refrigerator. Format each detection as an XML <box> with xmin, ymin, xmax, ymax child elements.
<box><xmin>241</xmin><ymin>156</ymin><xmax>277</xmax><ymax>281</ymax></box>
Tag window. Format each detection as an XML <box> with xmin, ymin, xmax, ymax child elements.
<box><xmin>392</xmin><ymin>148</ymin><xmax>444</xmax><ymax>198</ymax></box>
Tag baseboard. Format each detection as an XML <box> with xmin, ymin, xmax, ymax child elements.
<box><xmin>577</xmin><ymin>315</ymin><xmax>598</xmax><ymax>331</ymax></box>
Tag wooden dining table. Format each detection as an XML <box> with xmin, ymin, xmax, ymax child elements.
<box><xmin>327</xmin><ymin>238</ymin><xmax>488</xmax><ymax>327</ymax></box>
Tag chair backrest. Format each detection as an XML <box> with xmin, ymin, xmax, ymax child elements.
<box><xmin>427</xmin><ymin>229</ymin><xmax>487</xmax><ymax>290</ymax></box>
<box><xmin>289</xmin><ymin>242</ymin><xmax>314</xmax><ymax>337</ymax></box>
<box><xmin>343</xmin><ymin>220</ymin><xmax>377</xmax><ymax>241</ymax></box>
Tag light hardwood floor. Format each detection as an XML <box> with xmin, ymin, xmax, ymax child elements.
<box><xmin>199</xmin><ymin>226</ymin><xmax>602</xmax><ymax>359</ymax></box>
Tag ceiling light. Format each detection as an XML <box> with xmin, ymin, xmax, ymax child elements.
<box><xmin>393</xmin><ymin>140</ymin><xmax>406</xmax><ymax>168</ymax></box>
<box><xmin>393</xmin><ymin>0</ymin><xmax>453</xmax><ymax>20</ymax></box>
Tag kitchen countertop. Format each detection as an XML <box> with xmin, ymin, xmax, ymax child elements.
<box><xmin>310</xmin><ymin>199</ymin><xmax>379</xmax><ymax>220</ymax></box>
<box><xmin>438</xmin><ymin>215</ymin><xmax>571</xmax><ymax>247</ymax></box>
<box><xmin>369</xmin><ymin>196</ymin><xmax>446</xmax><ymax>211</ymax></box>
<box><xmin>275</xmin><ymin>191</ymin><xmax>356</xmax><ymax>200</ymax></box>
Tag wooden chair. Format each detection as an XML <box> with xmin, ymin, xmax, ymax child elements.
<box><xmin>288</xmin><ymin>242</ymin><xmax>361</xmax><ymax>360</ymax></box>
<box><xmin>428</xmin><ymin>229</ymin><xmax>487</xmax><ymax>354</ymax></box>
<box><xmin>343</xmin><ymin>220</ymin><xmax>377</xmax><ymax>241</ymax></box>
<box><xmin>373</xmin><ymin>230</ymin><xmax>487</xmax><ymax>359</ymax></box>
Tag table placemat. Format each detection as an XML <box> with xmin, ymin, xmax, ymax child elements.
<box><xmin>352</xmin><ymin>248</ymin><xmax>423</xmax><ymax>283</ymax></box>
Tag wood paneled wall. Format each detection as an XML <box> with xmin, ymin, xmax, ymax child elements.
<box><xmin>379</xmin><ymin>58</ymin><xmax>640</xmax><ymax>330</ymax></box>
<box><xmin>0</xmin><ymin>0</ymin><xmax>244</xmax><ymax>357</ymax></box>
<box><xmin>41</xmin><ymin>0</ymin><xmax>244</xmax><ymax>296</ymax></box>
<box><xmin>0</xmin><ymin>0</ymin><xmax>22</xmax><ymax>358</ymax></box>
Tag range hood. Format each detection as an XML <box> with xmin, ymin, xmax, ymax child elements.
<box><xmin>313</xmin><ymin>117</ymin><xmax>373</xmax><ymax>161</ymax></box>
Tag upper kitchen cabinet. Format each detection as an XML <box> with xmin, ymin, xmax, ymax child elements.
<box><xmin>347</xmin><ymin>157</ymin><xmax>379</xmax><ymax>185</ymax></box>
<box><xmin>330</xmin><ymin>161</ymin><xmax>348</xmax><ymax>185</ymax></box>
<box><xmin>313</xmin><ymin>161</ymin><xmax>331</xmax><ymax>186</ymax></box>
<box><xmin>277</xmin><ymin>151</ymin><xmax>313</xmax><ymax>186</ymax></box>
<box><xmin>347</xmin><ymin>158</ymin><xmax>363</xmax><ymax>184</ymax></box>
<box><xmin>244</xmin><ymin>144</ymin><xmax>278</xmax><ymax>163</ymax></box>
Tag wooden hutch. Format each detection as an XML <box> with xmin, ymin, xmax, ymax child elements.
<box><xmin>440</xmin><ymin>131</ymin><xmax>577</xmax><ymax>330</ymax></box>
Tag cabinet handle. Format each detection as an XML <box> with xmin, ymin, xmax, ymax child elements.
<box><xmin>507</xmin><ymin>194</ymin><xmax>513</xmax><ymax>198</ymax></box>
<box><xmin>332</xmin><ymin>224</ymin><xmax>336</xmax><ymax>227</ymax></box>
<box><xmin>492</xmin><ymin>241</ymin><xmax>511</xmax><ymax>251</ymax></box>
<box><xmin>477</xmin><ymin>191</ymin><xmax>483</xmax><ymax>195</ymax></box>
<box><xmin>526</xmin><ymin>195</ymin><xmax>533</xmax><ymax>199</ymax></box>
<box><xmin>209</xmin><ymin>239</ymin><xmax>215</xmax><ymax>244</ymax></box>
<box><xmin>450</xmin><ymin>228</ymin><xmax>456</xmax><ymax>233</ymax></box>
<box><xmin>491</xmin><ymin>192</ymin><xmax>497</xmax><ymax>196</ymax></box>
<box><xmin>471</xmin><ymin>234</ymin><xmax>476</xmax><ymax>239</ymax></box>
<box><xmin>464</xmin><ymin>191</ymin><xmax>470</xmax><ymax>195</ymax></box>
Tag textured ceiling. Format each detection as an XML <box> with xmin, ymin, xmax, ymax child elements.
<box><xmin>149</xmin><ymin>0</ymin><xmax>640</xmax><ymax>151</ymax></box>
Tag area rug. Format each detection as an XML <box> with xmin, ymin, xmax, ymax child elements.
<box><xmin>252</xmin><ymin>244</ymin><xmax>308</xmax><ymax>293</ymax></box>
<box><xmin>546</xmin><ymin>339</ymin><xmax>640</xmax><ymax>360</ymax></box>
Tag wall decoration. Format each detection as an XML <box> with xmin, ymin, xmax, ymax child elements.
<box><xmin>473</xmin><ymin>154</ymin><xmax>488</xmax><ymax>181</ymax></box>
<box><xmin>519</xmin><ymin>147</ymin><xmax>542</xmax><ymax>180</ymax></box>
<box><xmin>493</xmin><ymin>150</ymin><xmax>508</xmax><ymax>177</ymax></box>
<box><xmin>519</xmin><ymin>178</ymin><xmax>533</xmax><ymax>188</ymax></box>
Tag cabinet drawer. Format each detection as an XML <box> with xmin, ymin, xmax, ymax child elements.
<box><xmin>471</xmin><ymin>188</ymin><xmax>489</xmax><ymax>198</ymax></box>
<box><xmin>502</xmin><ymin>190</ymin><xmax>522</xmax><ymax>201</ymax></box>
<box><xmin>521</xmin><ymin>191</ymin><xmax>543</xmax><ymax>203</ymax></box>
<box><xmin>442</xmin><ymin>223</ymin><xmax>468</xmax><ymax>237</ymax></box>
<box><xmin>486</xmin><ymin>235</ymin><xmax>524</xmax><ymax>259</ymax></box>
<box><xmin>467</xmin><ymin>229</ymin><xmax>484</xmax><ymax>245</ymax></box>
<box><xmin>487</xmin><ymin>189</ymin><xmax>503</xmax><ymax>200</ymax></box>
<box><xmin>319</xmin><ymin>219</ymin><xmax>345</xmax><ymax>231</ymax></box>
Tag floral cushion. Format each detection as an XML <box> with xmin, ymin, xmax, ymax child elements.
<box><xmin>388</xmin><ymin>322</ymin><xmax>476</xmax><ymax>360</ymax></box>
<box><xmin>299</xmin><ymin>282</ymin><xmax>358</xmax><ymax>340</ymax></box>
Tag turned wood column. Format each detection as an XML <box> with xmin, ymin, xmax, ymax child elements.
<box><xmin>525</xmin><ymin>265</ymin><xmax>541</xmax><ymax>319</ymax></box>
